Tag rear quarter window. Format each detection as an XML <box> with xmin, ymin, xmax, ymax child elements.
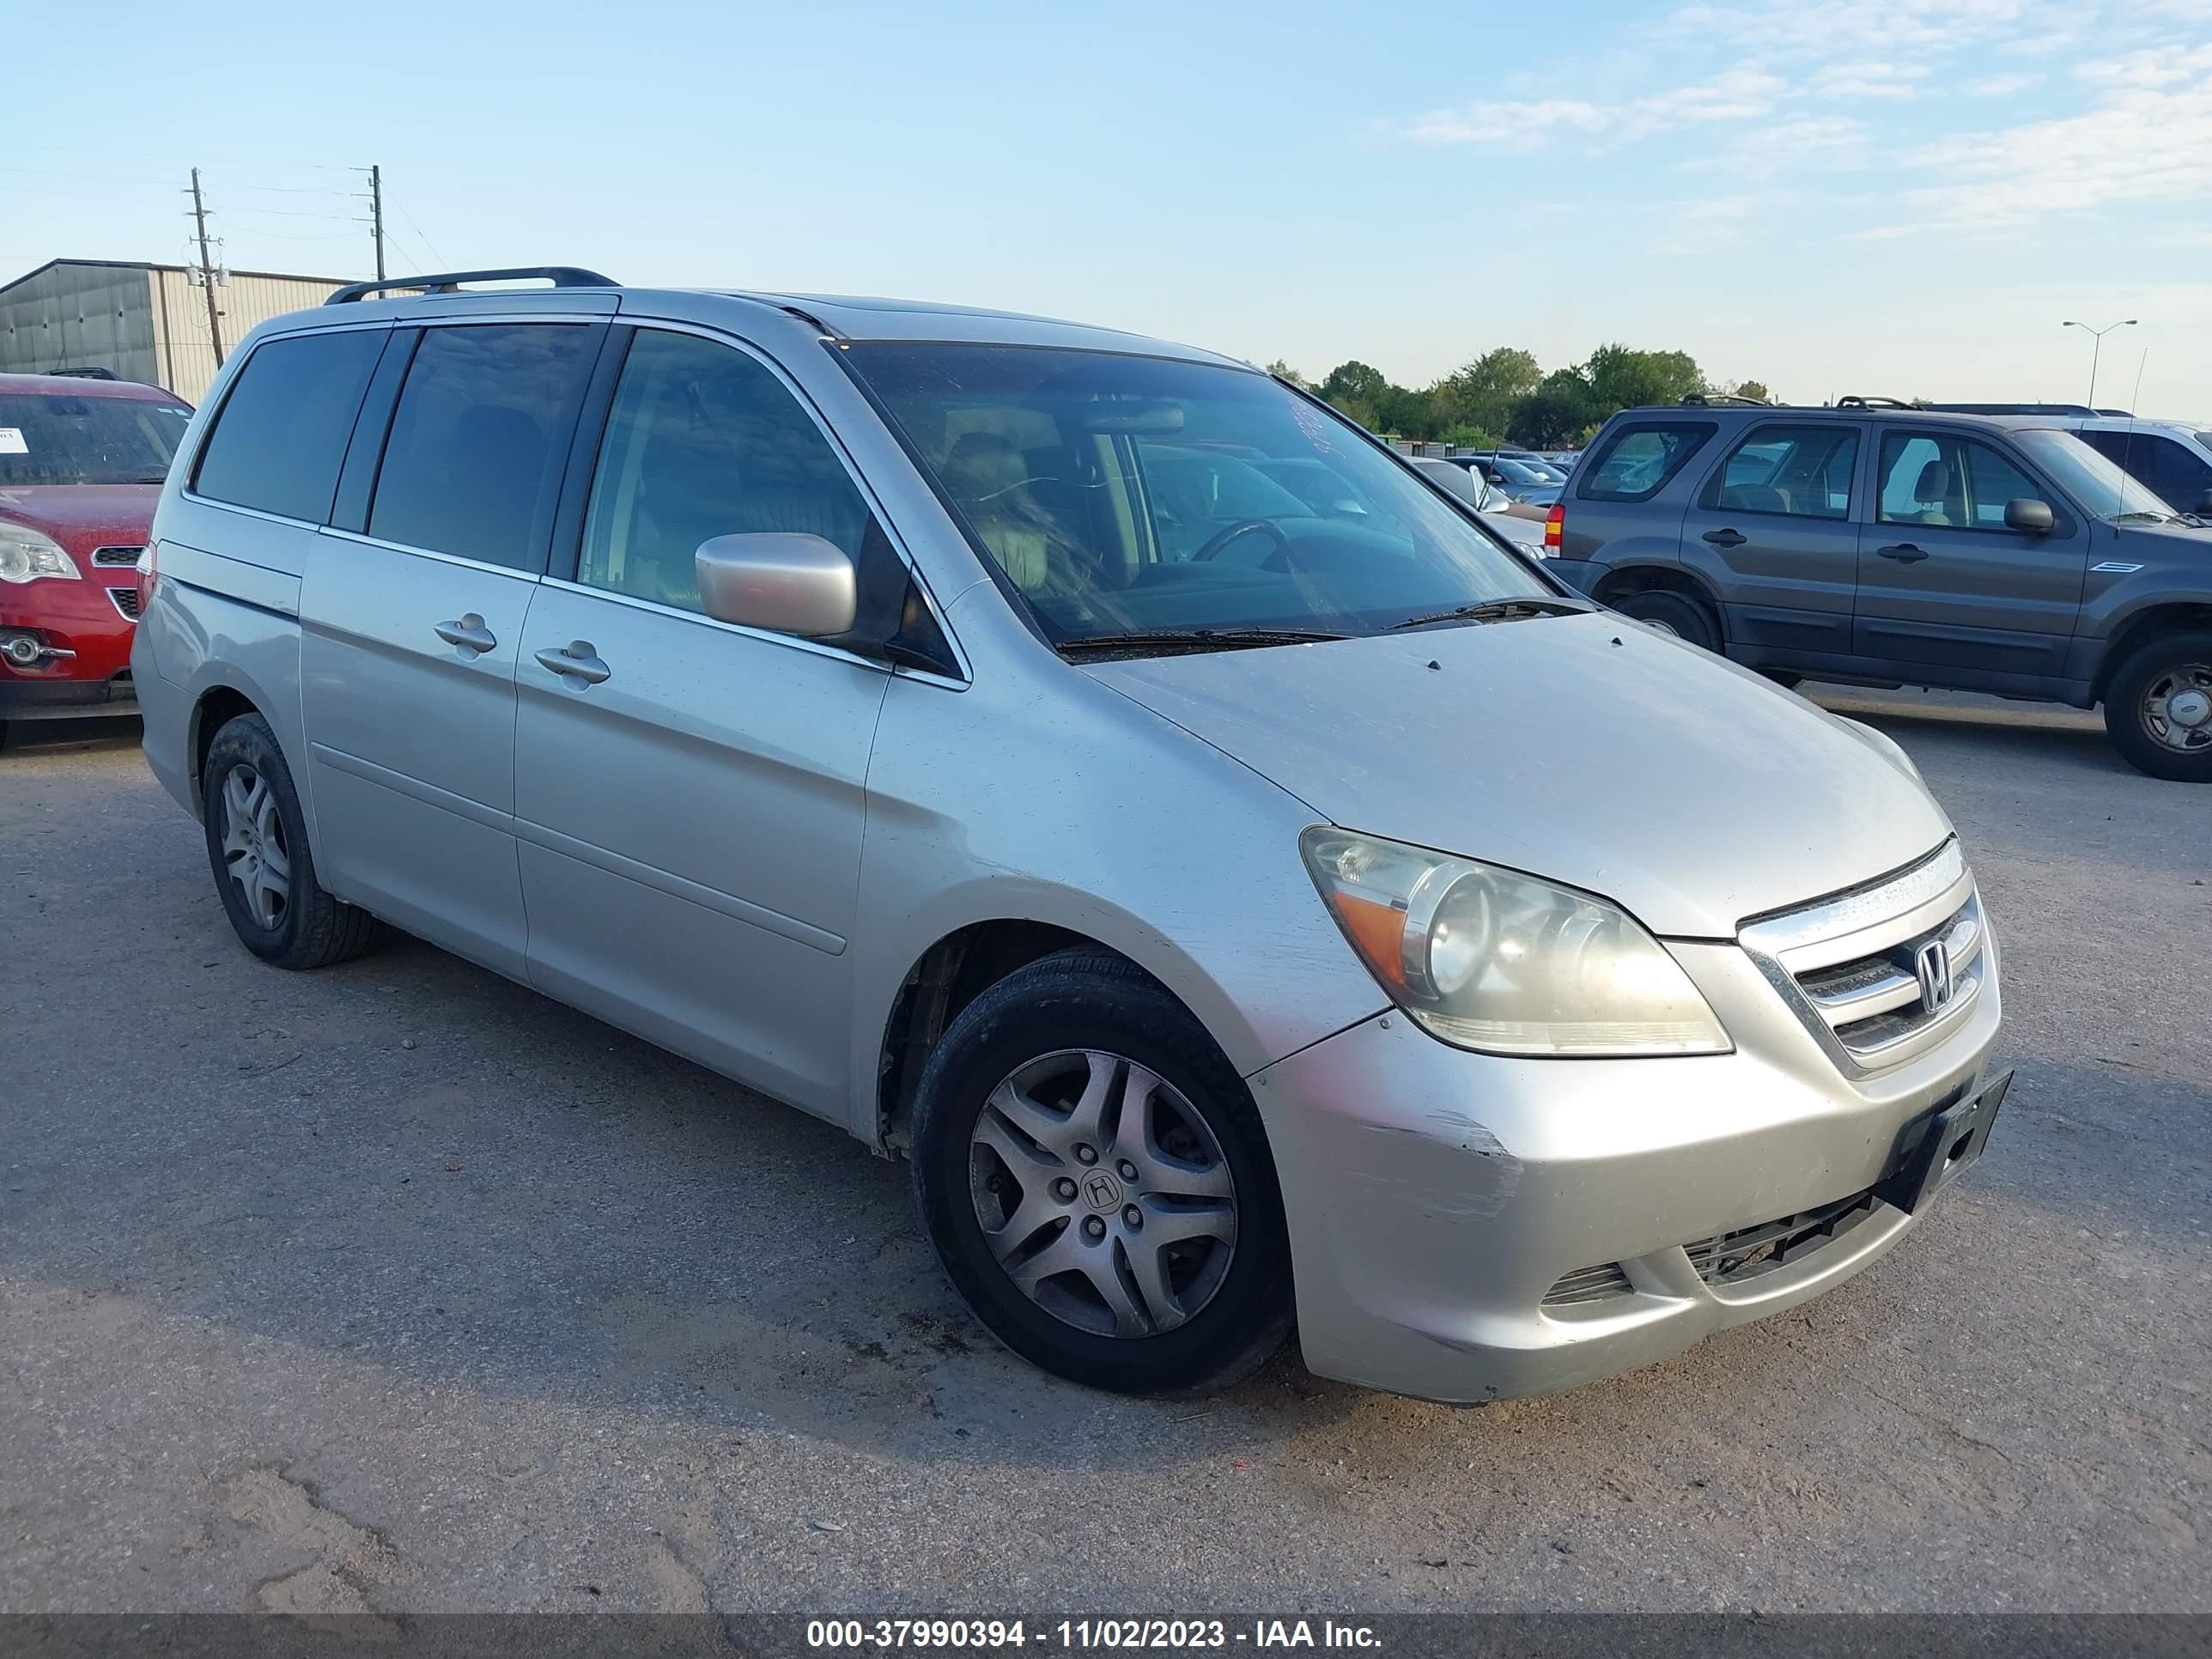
<box><xmin>192</xmin><ymin>329</ymin><xmax>386</xmax><ymax>522</ymax></box>
<box><xmin>1576</xmin><ymin>422</ymin><xmax>1717</xmax><ymax>503</ymax></box>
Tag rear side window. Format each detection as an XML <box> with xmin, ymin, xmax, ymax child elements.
<box><xmin>368</xmin><ymin>324</ymin><xmax>598</xmax><ymax>570</ymax></box>
<box><xmin>192</xmin><ymin>329</ymin><xmax>384</xmax><ymax>522</ymax></box>
<box><xmin>1705</xmin><ymin>424</ymin><xmax>1859</xmax><ymax>520</ymax></box>
<box><xmin>1577</xmin><ymin>422</ymin><xmax>1715</xmax><ymax>502</ymax></box>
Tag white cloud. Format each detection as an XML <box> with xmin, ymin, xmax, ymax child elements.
<box><xmin>1401</xmin><ymin>100</ymin><xmax>1606</xmax><ymax>149</ymax></box>
<box><xmin>1402</xmin><ymin>63</ymin><xmax>1785</xmax><ymax>149</ymax></box>
<box><xmin>1856</xmin><ymin>47</ymin><xmax>2212</xmax><ymax>237</ymax></box>
<box><xmin>1965</xmin><ymin>71</ymin><xmax>2041</xmax><ymax>94</ymax></box>
<box><xmin>1811</xmin><ymin>59</ymin><xmax>1930</xmax><ymax>98</ymax></box>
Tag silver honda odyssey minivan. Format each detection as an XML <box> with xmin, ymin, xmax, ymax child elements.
<box><xmin>133</xmin><ymin>269</ymin><xmax>2008</xmax><ymax>1403</ymax></box>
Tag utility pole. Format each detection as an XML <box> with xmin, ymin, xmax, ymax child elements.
<box><xmin>368</xmin><ymin>164</ymin><xmax>386</xmax><ymax>282</ymax></box>
<box><xmin>189</xmin><ymin>167</ymin><xmax>224</xmax><ymax>368</ymax></box>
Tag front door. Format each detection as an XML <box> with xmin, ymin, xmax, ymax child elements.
<box><xmin>1677</xmin><ymin>420</ymin><xmax>1863</xmax><ymax>657</ymax></box>
<box><xmin>513</xmin><ymin>325</ymin><xmax>893</xmax><ymax>1119</ymax></box>
<box><xmin>300</xmin><ymin>319</ymin><xmax>604</xmax><ymax>977</ymax></box>
<box><xmin>1853</xmin><ymin>425</ymin><xmax>2091</xmax><ymax>680</ymax></box>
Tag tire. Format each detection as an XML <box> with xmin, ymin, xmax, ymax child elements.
<box><xmin>1613</xmin><ymin>587</ymin><xmax>1723</xmax><ymax>653</ymax></box>
<box><xmin>0</xmin><ymin>721</ymin><xmax>11</xmax><ymax>752</ymax></box>
<box><xmin>909</xmin><ymin>948</ymin><xmax>1293</xmax><ymax>1396</ymax></box>
<box><xmin>200</xmin><ymin>713</ymin><xmax>384</xmax><ymax>968</ymax></box>
<box><xmin>2102</xmin><ymin>629</ymin><xmax>2212</xmax><ymax>782</ymax></box>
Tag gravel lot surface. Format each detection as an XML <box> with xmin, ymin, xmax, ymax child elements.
<box><xmin>3</xmin><ymin>689</ymin><xmax>2206</xmax><ymax>1615</ymax></box>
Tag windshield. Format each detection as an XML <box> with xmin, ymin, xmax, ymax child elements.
<box><xmin>2014</xmin><ymin>428</ymin><xmax>2182</xmax><ymax>521</ymax></box>
<box><xmin>842</xmin><ymin>344</ymin><xmax>1549</xmax><ymax>644</ymax></box>
<box><xmin>0</xmin><ymin>392</ymin><xmax>191</xmax><ymax>488</ymax></box>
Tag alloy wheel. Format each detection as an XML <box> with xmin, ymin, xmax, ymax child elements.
<box><xmin>2141</xmin><ymin>663</ymin><xmax>2212</xmax><ymax>754</ymax></box>
<box><xmin>219</xmin><ymin>763</ymin><xmax>291</xmax><ymax>929</ymax></box>
<box><xmin>967</xmin><ymin>1048</ymin><xmax>1237</xmax><ymax>1339</ymax></box>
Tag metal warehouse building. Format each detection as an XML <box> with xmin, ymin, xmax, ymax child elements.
<box><xmin>0</xmin><ymin>258</ymin><xmax>349</xmax><ymax>405</ymax></box>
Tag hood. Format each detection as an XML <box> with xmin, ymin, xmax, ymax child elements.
<box><xmin>0</xmin><ymin>483</ymin><xmax>161</xmax><ymax>551</ymax></box>
<box><xmin>1085</xmin><ymin>613</ymin><xmax>1952</xmax><ymax>939</ymax></box>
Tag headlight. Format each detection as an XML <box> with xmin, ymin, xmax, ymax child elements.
<box><xmin>0</xmin><ymin>522</ymin><xmax>81</xmax><ymax>585</ymax></box>
<box><xmin>1300</xmin><ymin>826</ymin><xmax>1730</xmax><ymax>1057</ymax></box>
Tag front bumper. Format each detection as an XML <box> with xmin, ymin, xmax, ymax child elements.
<box><xmin>2</xmin><ymin>576</ymin><xmax>137</xmax><ymax>718</ymax></box>
<box><xmin>1249</xmin><ymin>925</ymin><xmax>2002</xmax><ymax>1404</ymax></box>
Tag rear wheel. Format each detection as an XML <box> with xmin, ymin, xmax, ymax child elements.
<box><xmin>910</xmin><ymin>949</ymin><xmax>1292</xmax><ymax>1396</ymax></box>
<box><xmin>2104</xmin><ymin>630</ymin><xmax>2212</xmax><ymax>781</ymax></box>
<box><xmin>200</xmin><ymin>714</ymin><xmax>384</xmax><ymax>967</ymax></box>
<box><xmin>1612</xmin><ymin>587</ymin><xmax>1722</xmax><ymax>653</ymax></box>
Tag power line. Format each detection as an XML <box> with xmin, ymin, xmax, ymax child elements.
<box><xmin>393</xmin><ymin>198</ymin><xmax>448</xmax><ymax>271</ymax></box>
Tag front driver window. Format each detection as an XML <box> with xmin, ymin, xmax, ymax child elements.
<box><xmin>1876</xmin><ymin>432</ymin><xmax>2040</xmax><ymax>530</ymax></box>
<box><xmin>580</xmin><ymin>329</ymin><xmax>875</xmax><ymax>615</ymax></box>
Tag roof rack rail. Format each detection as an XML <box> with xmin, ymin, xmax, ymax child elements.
<box><xmin>1833</xmin><ymin>395</ymin><xmax>1920</xmax><ymax>410</ymax></box>
<box><xmin>1921</xmin><ymin>401</ymin><xmax>2100</xmax><ymax>416</ymax></box>
<box><xmin>1680</xmin><ymin>392</ymin><xmax>1771</xmax><ymax>407</ymax></box>
<box><xmin>324</xmin><ymin>266</ymin><xmax>617</xmax><ymax>306</ymax></box>
<box><xmin>48</xmin><ymin>365</ymin><xmax>120</xmax><ymax>380</ymax></box>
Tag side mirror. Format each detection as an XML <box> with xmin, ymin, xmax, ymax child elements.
<box><xmin>695</xmin><ymin>533</ymin><xmax>856</xmax><ymax>637</ymax></box>
<box><xmin>2003</xmin><ymin>497</ymin><xmax>2054</xmax><ymax>534</ymax></box>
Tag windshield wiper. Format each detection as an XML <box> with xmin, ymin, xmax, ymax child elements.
<box><xmin>1057</xmin><ymin>626</ymin><xmax>1350</xmax><ymax>657</ymax></box>
<box><xmin>1388</xmin><ymin>597</ymin><xmax>1590</xmax><ymax>631</ymax></box>
<box><xmin>2109</xmin><ymin>510</ymin><xmax>2178</xmax><ymax>526</ymax></box>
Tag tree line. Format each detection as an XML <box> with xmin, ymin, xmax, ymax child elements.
<box><xmin>1265</xmin><ymin>346</ymin><xmax>1771</xmax><ymax>450</ymax></box>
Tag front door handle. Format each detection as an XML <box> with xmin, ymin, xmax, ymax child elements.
<box><xmin>1876</xmin><ymin>543</ymin><xmax>1929</xmax><ymax>563</ymax></box>
<box><xmin>434</xmin><ymin>613</ymin><xmax>496</xmax><ymax>654</ymax></box>
<box><xmin>533</xmin><ymin>641</ymin><xmax>611</xmax><ymax>685</ymax></box>
<box><xmin>1702</xmin><ymin>527</ymin><xmax>1747</xmax><ymax>548</ymax></box>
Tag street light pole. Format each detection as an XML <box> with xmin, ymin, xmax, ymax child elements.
<box><xmin>2061</xmin><ymin>319</ymin><xmax>2138</xmax><ymax>407</ymax></box>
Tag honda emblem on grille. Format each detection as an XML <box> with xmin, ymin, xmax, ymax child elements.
<box><xmin>1914</xmin><ymin>939</ymin><xmax>1955</xmax><ymax>1011</ymax></box>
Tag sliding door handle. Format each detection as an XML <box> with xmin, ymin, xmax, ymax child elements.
<box><xmin>533</xmin><ymin>641</ymin><xmax>611</xmax><ymax>685</ymax></box>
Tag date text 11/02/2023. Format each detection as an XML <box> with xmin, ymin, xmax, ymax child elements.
<box><xmin>805</xmin><ymin>1619</ymin><xmax>1383</xmax><ymax>1650</ymax></box>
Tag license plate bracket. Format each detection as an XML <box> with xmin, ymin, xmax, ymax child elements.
<box><xmin>1875</xmin><ymin>1069</ymin><xmax>2012</xmax><ymax>1216</ymax></box>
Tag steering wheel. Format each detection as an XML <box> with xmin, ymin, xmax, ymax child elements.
<box><xmin>1192</xmin><ymin>518</ymin><xmax>1292</xmax><ymax>562</ymax></box>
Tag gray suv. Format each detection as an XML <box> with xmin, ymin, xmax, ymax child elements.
<box><xmin>1552</xmin><ymin>401</ymin><xmax>2212</xmax><ymax>780</ymax></box>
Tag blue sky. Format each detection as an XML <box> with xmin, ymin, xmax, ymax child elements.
<box><xmin>7</xmin><ymin>0</ymin><xmax>2209</xmax><ymax>415</ymax></box>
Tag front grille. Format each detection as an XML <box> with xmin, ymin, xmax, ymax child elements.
<box><xmin>1739</xmin><ymin>840</ymin><xmax>1988</xmax><ymax>1075</ymax></box>
<box><xmin>91</xmin><ymin>544</ymin><xmax>144</xmax><ymax>567</ymax></box>
<box><xmin>106</xmin><ymin>586</ymin><xmax>143</xmax><ymax>620</ymax></box>
<box><xmin>1684</xmin><ymin>1187</ymin><xmax>1879</xmax><ymax>1285</ymax></box>
<box><xmin>1541</xmin><ymin>1261</ymin><xmax>1633</xmax><ymax>1307</ymax></box>
<box><xmin>1795</xmin><ymin>896</ymin><xmax>1984</xmax><ymax>1057</ymax></box>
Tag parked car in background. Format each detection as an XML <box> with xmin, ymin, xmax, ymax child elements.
<box><xmin>1406</xmin><ymin>456</ymin><xmax>1552</xmax><ymax>556</ymax></box>
<box><xmin>1451</xmin><ymin>452</ymin><xmax>1565</xmax><ymax>507</ymax></box>
<box><xmin>136</xmin><ymin>268</ymin><xmax>2005</xmax><ymax>1407</ymax></box>
<box><xmin>2047</xmin><ymin>418</ymin><xmax>2212</xmax><ymax>520</ymax></box>
<box><xmin>0</xmin><ymin>372</ymin><xmax>192</xmax><ymax>748</ymax></box>
<box><xmin>1553</xmin><ymin>400</ymin><xmax>2212</xmax><ymax>780</ymax></box>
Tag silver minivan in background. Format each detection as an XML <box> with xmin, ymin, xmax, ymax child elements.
<box><xmin>133</xmin><ymin>269</ymin><xmax>2007</xmax><ymax>1403</ymax></box>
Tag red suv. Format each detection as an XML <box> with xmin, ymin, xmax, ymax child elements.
<box><xmin>0</xmin><ymin>373</ymin><xmax>193</xmax><ymax>747</ymax></box>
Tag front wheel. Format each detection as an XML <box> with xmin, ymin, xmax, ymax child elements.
<box><xmin>2103</xmin><ymin>630</ymin><xmax>2212</xmax><ymax>781</ymax></box>
<box><xmin>1612</xmin><ymin>587</ymin><xmax>1723</xmax><ymax>653</ymax></box>
<box><xmin>909</xmin><ymin>950</ymin><xmax>1292</xmax><ymax>1396</ymax></box>
<box><xmin>200</xmin><ymin>713</ymin><xmax>384</xmax><ymax>968</ymax></box>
